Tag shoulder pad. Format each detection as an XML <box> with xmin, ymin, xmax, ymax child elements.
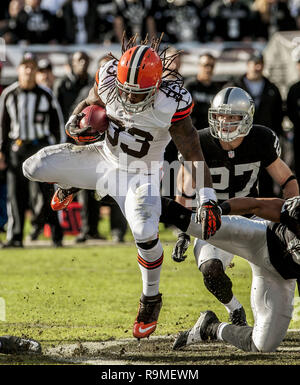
<box><xmin>158</xmin><ymin>83</ymin><xmax>194</xmax><ymax>124</ymax></box>
<box><xmin>97</xmin><ymin>59</ymin><xmax>117</xmax><ymax>103</ymax></box>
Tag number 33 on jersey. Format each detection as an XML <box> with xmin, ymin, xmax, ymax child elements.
<box><xmin>96</xmin><ymin>59</ymin><xmax>194</xmax><ymax>171</ymax></box>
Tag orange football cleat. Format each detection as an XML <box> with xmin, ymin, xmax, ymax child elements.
<box><xmin>51</xmin><ymin>187</ymin><xmax>80</xmax><ymax>211</ymax></box>
<box><xmin>133</xmin><ymin>293</ymin><xmax>162</xmax><ymax>339</ymax></box>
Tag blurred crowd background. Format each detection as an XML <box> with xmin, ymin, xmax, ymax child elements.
<box><xmin>1</xmin><ymin>0</ymin><xmax>300</xmax><ymax>247</ymax></box>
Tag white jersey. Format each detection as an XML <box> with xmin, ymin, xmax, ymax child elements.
<box><xmin>96</xmin><ymin>59</ymin><xmax>193</xmax><ymax>172</ymax></box>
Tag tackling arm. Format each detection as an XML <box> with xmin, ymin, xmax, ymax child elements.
<box><xmin>161</xmin><ymin>196</ymin><xmax>285</xmax><ymax>236</ymax></box>
<box><xmin>223</xmin><ymin>197</ymin><xmax>284</xmax><ymax>222</ymax></box>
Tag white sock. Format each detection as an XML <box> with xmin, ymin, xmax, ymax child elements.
<box><xmin>137</xmin><ymin>240</ymin><xmax>164</xmax><ymax>297</ymax></box>
<box><xmin>217</xmin><ymin>322</ymin><xmax>229</xmax><ymax>341</ymax></box>
<box><xmin>223</xmin><ymin>296</ymin><xmax>242</xmax><ymax>313</ymax></box>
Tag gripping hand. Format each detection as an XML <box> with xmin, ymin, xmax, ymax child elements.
<box><xmin>171</xmin><ymin>232</ymin><xmax>191</xmax><ymax>262</ymax></box>
<box><xmin>197</xmin><ymin>200</ymin><xmax>221</xmax><ymax>240</ymax></box>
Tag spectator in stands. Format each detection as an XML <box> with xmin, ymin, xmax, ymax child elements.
<box><xmin>252</xmin><ymin>0</ymin><xmax>297</xmax><ymax>41</ymax></box>
<box><xmin>154</xmin><ymin>0</ymin><xmax>210</xmax><ymax>44</ymax></box>
<box><xmin>286</xmin><ymin>57</ymin><xmax>300</xmax><ymax>185</ymax></box>
<box><xmin>0</xmin><ymin>0</ymin><xmax>11</xmax><ymax>21</ymax></box>
<box><xmin>113</xmin><ymin>0</ymin><xmax>157</xmax><ymax>44</ymax></box>
<box><xmin>0</xmin><ymin>0</ymin><xmax>24</xmax><ymax>44</ymax></box>
<box><xmin>96</xmin><ymin>0</ymin><xmax>117</xmax><ymax>44</ymax></box>
<box><xmin>226</xmin><ymin>51</ymin><xmax>284</xmax><ymax>197</ymax></box>
<box><xmin>35</xmin><ymin>58</ymin><xmax>55</xmax><ymax>91</ymax></box>
<box><xmin>208</xmin><ymin>0</ymin><xmax>255</xmax><ymax>42</ymax></box>
<box><xmin>40</xmin><ymin>0</ymin><xmax>65</xmax><ymax>14</ymax></box>
<box><xmin>58</xmin><ymin>0</ymin><xmax>99</xmax><ymax>44</ymax></box>
<box><xmin>14</xmin><ymin>0</ymin><xmax>58</xmax><ymax>44</ymax></box>
<box><xmin>0</xmin><ymin>62</ymin><xmax>7</xmax><ymax>236</ymax></box>
<box><xmin>0</xmin><ymin>53</ymin><xmax>65</xmax><ymax>248</ymax></box>
<box><xmin>55</xmin><ymin>51</ymin><xmax>92</xmax><ymax>124</ymax></box>
<box><xmin>185</xmin><ymin>53</ymin><xmax>223</xmax><ymax>131</ymax></box>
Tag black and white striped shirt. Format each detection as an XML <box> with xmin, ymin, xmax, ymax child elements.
<box><xmin>0</xmin><ymin>82</ymin><xmax>66</xmax><ymax>154</ymax></box>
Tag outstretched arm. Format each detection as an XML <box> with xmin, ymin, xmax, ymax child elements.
<box><xmin>160</xmin><ymin>196</ymin><xmax>285</xmax><ymax>235</ymax></box>
<box><xmin>222</xmin><ymin>197</ymin><xmax>284</xmax><ymax>222</ymax></box>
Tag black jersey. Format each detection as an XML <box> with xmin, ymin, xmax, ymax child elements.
<box><xmin>267</xmin><ymin>223</ymin><xmax>300</xmax><ymax>279</ymax></box>
<box><xmin>198</xmin><ymin>125</ymin><xmax>280</xmax><ymax>203</ymax></box>
<box><xmin>185</xmin><ymin>79</ymin><xmax>223</xmax><ymax>130</ymax></box>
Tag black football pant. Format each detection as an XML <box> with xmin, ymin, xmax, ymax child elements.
<box><xmin>6</xmin><ymin>142</ymin><xmax>63</xmax><ymax>243</ymax></box>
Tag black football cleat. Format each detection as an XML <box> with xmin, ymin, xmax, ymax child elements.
<box><xmin>173</xmin><ymin>310</ymin><xmax>220</xmax><ymax>350</ymax></box>
<box><xmin>229</xmin><ymin>306</ymin><xmax>248</xmax><ymax>326</ymax></box>
<box><xmin>0</xmin><ymin>335</ymin><xmax>41</xmax><ymax>354</ymax></box>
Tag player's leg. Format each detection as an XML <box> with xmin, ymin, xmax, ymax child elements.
<box><xmin>248</xmin><ymin>263</ymin><xmax>296</xmax><ymax>352</ymax></box>
<box><xmin>194</xmin><ymin>240</ymin><xmax>247</xmax><ymax>326</ymax></box>
<box><xmin>212</xmin><ymin>263</ymin><xmax>295</xmax><ymax>352</ymax></box>
<box><xmin>173</xmin><ymin>246</ymin><xmax>296</xmax><ymax>352</ymax></box>
<box><xmin>22</xmin><ymin>143</ymin><xmax>104</xmax><ymax>190</ymax></box>
<box><xmin>122</xmin><ymin>176</ymin><xmax>163</xmax><ymax>339</ymax></box>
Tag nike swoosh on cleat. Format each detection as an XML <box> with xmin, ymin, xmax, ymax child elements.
<box><xmin>138</xmin><ymin>325</ymin><xmax>156</xmax><ymax>334</ymax></box>
<box><xmin>51</xmin><ymin>197</ymin><xmax>68</xmax><ymax>208</ymax></box>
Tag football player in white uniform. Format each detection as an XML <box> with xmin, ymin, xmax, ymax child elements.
<box><xmin>22</xmin><ymin>36</ymin><xmax>221</xmax><ymax>339</ymax></box>
<box><xmin>160</xmin><ymin>195</ymin><xmax>300</xmax><ymax>352</ymax></box>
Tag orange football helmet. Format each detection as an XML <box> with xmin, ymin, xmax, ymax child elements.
<box><xmin>116</xmin><ymin>45</ymin><xmax>163</xmax><ymax>113</ymax></box>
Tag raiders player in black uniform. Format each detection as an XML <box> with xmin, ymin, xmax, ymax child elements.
<box><xmin>173</xmin><ymin>87</ymin><xmax>299</xmax><ymax>326</ymax></box>
<box><xmin>160</xmin><ymin>194</ymin><xmax>300</xmax><ymax>352</ymax></box>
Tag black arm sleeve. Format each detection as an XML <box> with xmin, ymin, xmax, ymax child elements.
<box><xmin>160</xmin><ymin>197</ymin><xmax>192</xmax><ymax>233</ymax></box>
<box><xmin>0</xmin><ymin>93</ymin><xmax>11</xmax><ymax>156</ymax></box>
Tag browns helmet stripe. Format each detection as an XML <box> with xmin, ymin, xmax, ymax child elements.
<box><xmin>127</xmin><ymin>45</ymin><xmax>149</xmax><ymax>85</ymax></box>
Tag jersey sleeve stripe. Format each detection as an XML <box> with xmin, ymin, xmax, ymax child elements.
<box><xmin>171</xmin><ymin>101</ymin><xmax>194</xmax><ymax>123</ymax></box>
<box><xmin>95</xmin><ymin>70</ymin><xmax>100</xmax><ymax>86</ymax></box>
<box><xmin>174</xmin><ymin>101</ymin><xmax>194</xmax><ymax>114</ymax></box>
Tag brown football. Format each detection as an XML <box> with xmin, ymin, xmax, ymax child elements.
<box><xmin>79</xmin><ymin>105</ymin><xmax>109</xmax><ymax>133</ymax></box>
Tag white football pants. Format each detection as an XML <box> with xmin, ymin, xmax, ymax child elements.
<box><xmin>22</xmin><ymin>142</ymin><xmax>162</xmax><ymax>243</ymax></box>
<box><xmin>188</xmin><ymin>215</ymin><xmax>296</xmax><ymax>352</ymax></box>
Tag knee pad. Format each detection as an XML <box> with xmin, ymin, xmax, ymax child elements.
<box><xmin>200</xmin><ymin>259</ymin><xmax>224</xmax><ymax>279</ymax></box>
<box><xmin>137</xmin><ymin>238</ymin><xmax>159</xmax><ymax>250</ymax></box>
<box><xmin>201</xmin><ymin>259</ymin><xmax>233</xmax><ymax>303</ymax></box>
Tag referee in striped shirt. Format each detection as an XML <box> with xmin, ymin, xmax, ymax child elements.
<box><xmin>0</xmin><ymin>53</ymin><xmax>66</xmax><ymax>248</ymax></box>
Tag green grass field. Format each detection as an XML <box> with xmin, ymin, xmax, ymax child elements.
<box><xmin>0</xmin><ymin>216</ymin><xmax>300</xmax><ymax>365</ymax></box>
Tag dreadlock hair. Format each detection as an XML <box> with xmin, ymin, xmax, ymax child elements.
<box><xmin>98</xmin><ymin>32</ymin><xmax>185</xmax><ymax>106</ymax></box>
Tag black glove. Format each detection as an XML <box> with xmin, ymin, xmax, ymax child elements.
<box><xmin>280</xmin><ymin>196</ymin><xmax>300</xmax><ymax>238</ymax></box>
<box><xmin>197</xmin><ymin>200</ymin><xmax>222</xmax><ymax>240</ymax></box>
<box><xmin>172</xmin><ymin>232</ymin><xmax>191</xmax><ymax>262</ymax></box>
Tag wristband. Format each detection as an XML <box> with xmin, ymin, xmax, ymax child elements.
<box><xmin>220</xmin><ymin>201</ymin><xmax>231</xmax><ymax>215</ymax></box>
<box><xmin>198</xmin><ymin>187</ymin><xmax>217</xmax><ymax>205</ymax></box>
<box><xmin>281</xmin><ymin>175</ymin><xmax>297</xmax><ymax>190</ymax></box>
